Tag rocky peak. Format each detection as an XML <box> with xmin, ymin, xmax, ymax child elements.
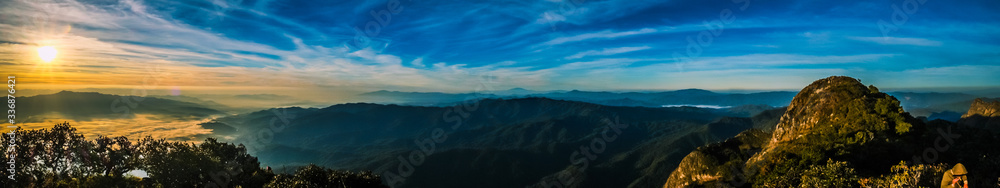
<box><xmin>770</xmin><ymin>76</ymin><xmax>873</xmax><ymax>143</ymax></box>
<box><xmin>748</xmin><ymin>76</ymin><xmax>915</xmax><ymax>182</ymax></box>
<box><xmin>958</xmin><ymin>98</ymin><xmax>1000</xmax><ymax>130</ymax></box>
<box><xmin>962</xmin><ymin>98</ymin><xmax>1000</xmax><ymax>118</ymax></box>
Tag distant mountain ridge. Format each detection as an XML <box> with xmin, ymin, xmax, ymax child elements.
<box><xmin>360</xmin><ymin>88</ymin><xmax>984</xmax><ymax>119</ymax></box>
<box><xmin>5</xmin><ymin>91</ymin><xmax>225</xmax><ymax>122</ymax></box>
<box><xmin>958</xmin><ymin>98</ymin><xmax>1000</xmax><ymax>133</ymax></box>
<box><xmin>361</xmin><ymin>88</ymin><xmax>799</xmax><ymax>108</ymax></box>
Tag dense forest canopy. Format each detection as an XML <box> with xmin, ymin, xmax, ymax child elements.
<box><xmin>0</xmin><ymin>122</ymin><xmax>388</xmax><ymax>188</ymax></box>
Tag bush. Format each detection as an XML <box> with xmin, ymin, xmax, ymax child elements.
<box><xmin>264</xmin><ymin>164</ymin><xmax>388</xmax><ymax>188</ymax></box>
<box><xmin>859</xmin><ymin>161</ymin><xmax>948</xmax><ymax>188</ymax></box>
<box><xmin>799</xmin><ymin>159</ymin><xmax>858</xmax><ymax>187</ymax></box>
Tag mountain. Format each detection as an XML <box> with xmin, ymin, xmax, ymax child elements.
<box><xmin>664</xmin><ymin>129</ymin><xmax>770</xmax><ymax>187</ymax></box>
<box><xmin>961</xmin><ymin>98</ymin><xmax>1000</xmax><ymax>118</ymax></box>
<box><xmin>148</xmin><ymin>94</ymin><xmax>238</xmax><ymax>112</ymax></box>
<box><xmin>725</xmin><ymin>104</ymin><xmax>776</xmax><ymax>117</ymax></box>
<box><xmin>748</xmin><ymin>76</ymin><xmax>927</xmax><ymax>186</ymax></box>
<box><xmin>663</xmin><ymin>76</ymin><xmax>1000</xmax><ymax>187</ymax></box>
<box><xmin>492</xmin><ymin>87</ymin><xmax>545</xmax><ymax>96</ymax></box>
<box><xmin>359</xmin><ymin>89</ymin><xmax>797</xmax><ymax>108</ymax></box>
<box><xmin>362</xmin><ymin>89</ymin><xmax>986</xmax><ymax>119</ymax></box>
<box><xmin>359</xmin><ymin>90</ymin><xmax>501</xmax><ymax>106</ymax></box>
<box><xmin>958</xmin><ymin>98</ymin><xmax>1000</xmax><ymax>132</ymax></box>
<box><xmin>535</xmin><ymin>89</ymin><xmax>797</xmax><ymax>108</ymax></box>
<box><xmin>6</xmin><ymin>91</ymin><xmax>225</xmax><ymax>122</ymax></box>
<box><xmin>202</xmin><ymin>97</ymin><xmax>785</xmax><ymax>188</ymax></box>
<box><xmin>526</xmin><ymin>108</ymin><xmax>786</xmax><ymax>188</ymax></box>
<box><xmin>889</xmin><ymin>92</ymin><xmax>980</xmax><ymax>110</ymax></box>
<box><xmin>888</xmin><ymin>92</ymin><xmax>983</xmax><ymax>120</ymax></box>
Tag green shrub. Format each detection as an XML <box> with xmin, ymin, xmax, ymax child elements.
<box><xmin>799</xmin><ymin>159</ymin><xmax>858</xmax><ymax>188</ymax></box>
<box><xmin>264</xmin><ymin>164</ymin><xmax>387</xmax><ymax>188</ymax></box>
<box><xmin>859</xmin><ymin>161</ymin><xmax>948</xmax><ymax>188</ymax></box>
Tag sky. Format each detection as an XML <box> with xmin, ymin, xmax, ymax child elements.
<box><xmin>1</xmin><ymin>0</ymin><xmax>999</xmax><ymax>102</ymax></box>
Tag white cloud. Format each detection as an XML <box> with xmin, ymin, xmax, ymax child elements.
<box><xmin>348</xmin><ymin>48</ymin><xmax>377</xmax><ymax>59</ymax></box>
<box><xmin>677</xmin><ymin>53</ymin><xmax>899</xmax><ymax>70</ymax></box>
<box><xmin>800</xmin><ymin>32</ymin><xmax>831</xmax><ymax>44</ymax></box>
<box><xmin>375</xmin><ymin>54</ymin><xmax>402</xmax><ymax>65</ymax></box>
<box><xmin>541</xmin><ymin>28</ymin><xmax>658</xmax><ymax>46</ymax></box>
<box><xmin>902</xmin><ymin>65</ymin><xmax>1000</xmax><ymax>76</ymax></box>
<box><xmin>535</xmin><ymin>11</ymin><xmax>567</xmax><ymax>25</ymax></box>
<box><xmin>848</xmin><ymin>36</ymin><xmax>943</xmax><ymax>46</ymax></box>
<box><xmin>565</xmin><ymin>46</ymin><xmax>651</xmax><ymax>59</ymax></box>
<box><xmin>410</xmin><ymin>57</ymin><xmax>425</xmax><ymax>67</ymax></box>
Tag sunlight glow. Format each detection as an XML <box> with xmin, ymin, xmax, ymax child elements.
<box><xmin>38</xmin><ymin>46</ymin><xmax>58</xmax><ymax>63</ymax></box>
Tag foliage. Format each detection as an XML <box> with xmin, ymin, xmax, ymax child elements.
<box><xmin>751</xmin><ymin>78</ymin><xmax>921</xmax><ymax>187</ymax></box>
<box><xmin>673</xmin><ymin>77</ymin><xmax>1000</xmax><ymax>188</ymax></box>
<box><xmin>858</xmin><ymin>161</ymin><xmax>948</xmax><ymax>188</ymax></box>
<box><xmin>264</xmin><ymin>164</ymin><xmax>388</xmax><ymax>188</ymax></box>
<box><xmin>752</xmin><ymin>146</ymin><xmax>825</xmax><ymax>187</ymax></box>
<box><xmin>0</xmin><ymin>122</ymin><xmax>387</xmax><ymax>187</ymax></box>
<box><xmin>799</xmin><ymin>159</ymin><xmax>858</xmax><ymax>188</ymax></box>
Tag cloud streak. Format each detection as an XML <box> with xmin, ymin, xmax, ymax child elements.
<box><xmin>0</xmin><ymin>0</ymin><xmax>996</xmax><ymax>95</ymax></box>
<box><xmin>542</xmin><ymin>28</ymin><xmax>659</xmax><ymax>46</ymax></box>
<box><xmin>849</xmin><ymin>37</ymin><xmax>943</xmax><ymax>46</ymax></box>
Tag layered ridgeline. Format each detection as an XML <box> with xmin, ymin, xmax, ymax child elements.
<box><xmin>958</xmin><ymin>98</ymin><xmax>1000</xmax><ymax>132</ymax></box>
<box><xmin>4</xmin><ymin>91</ymin><xmax>225</xmax><ymax>122</ymax></box>
<box><xmin>361</xmin><ymin>88</ymin><xmax>983</xmax><ymax>120</ymax></box>
<box><xmin>201</xmin><ymin>97</ymin><xmax>786</xmax><ymax>188</ymax></box>
<box><xmin>664</xmin><ymin>76</ymin><xmax>1000</xmax><ymax>187</ymax></box>
<box><xmin>361</xmin><ymin>89</ymin><xmax>798</xmax><ymax>108</ymax></box>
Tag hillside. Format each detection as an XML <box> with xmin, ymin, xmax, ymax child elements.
<box><xmin>958</xmin><ymin>98</ymin><xmax>1000</xmax><ymax>132</ymax></box>
<box><xmin>203</xmin><ymin>97</ymin><xmax>785</xmax><ymax>188</ymax></box>
<box><xmin>664</xmin><ymin>76</ymin><xmax>1000</xmax><ymax>187</ymax></box>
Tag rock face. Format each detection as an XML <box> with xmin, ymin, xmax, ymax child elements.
<box><xmin>664</xmin><ymin>76</ymin><xmax>922</xmax><ymax>187</ymax></box>
<box><xmin>663</xmin><ymin>130</ymin><xmax>769</xmax><ymax>188</ymax></box>
<box><xmin>760</xmin><ymin>76</ymin><xmax>914</xmax><ymax>150</ymax></box>
<box><xmin>958</xmin><ymin>98</ymin><xmax>1000</xmax><ymax>131</ymax></box>
<box><xmin>661</xmin><ymin>107</ymin><xmax>786</xmax><ymax>188</ymax></box>
<box><xmin>770</xmin><ymin>76</ymin><xmax>871</xmax><ymax>143</ymax></box>
<box><xmin>963</xmin><ymin>98</ymin><xmax>1000</xmax><ymax>118</ymax></box>
<box><xmin>751</xmin><ymin>76</ymin><xmax>918</xmax><ymax>181</ymax></box>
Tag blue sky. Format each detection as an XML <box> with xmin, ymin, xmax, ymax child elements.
<box><xmin>1</xmin><ymin>0</ymin><xmax>999</xmax><ymax>96</ymax></box>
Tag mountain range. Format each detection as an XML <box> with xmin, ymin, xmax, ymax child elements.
<box><xmin>4</xmin><ymin>91</ymin><xmax>224</xmax><ymax>123</ymax></box>
<box><xmin>360</xmin><ymin>88</ymin><xmax>985</xmax><ymax>121</ymax></box>
<box><xmin>359</xmin><ymin>89</ymin><xmax>798</xmax><ymax>108</ymax></box>
<box><xmin>200</xmin><ymin>97</ymin><xmax>784</xmax><ymax>188</ymax></box>
<box><xmin>8</xmin><ymin>82</ymin><xmax>998</xmax><ymax>187</ymax></box>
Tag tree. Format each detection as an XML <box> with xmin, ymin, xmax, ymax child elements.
<box><xmin>2</xmin><ymin>123</ymin><xmax>387</xmax><ymax>188</ymax></box>
<box><xmin>265</xmin><ymin>164</ymin><xmax>389</xmax><ymax>188</ymax></box>
<box><xmin>799</xmin><ymin>159</ymin><xmax>858</xmax><ymax>187</ymax></box>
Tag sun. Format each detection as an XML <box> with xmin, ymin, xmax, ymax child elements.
<box><xmin>38</xmin><ymin>46</ymin><xmax>58</xmax><ymax>63</ymax></box>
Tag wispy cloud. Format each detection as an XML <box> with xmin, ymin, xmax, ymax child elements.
<box><xmin>680</xmin><ymin>53</ymin><xmax>900</xmax><ymax>69</ymax></box>
<box><xmin>848</xmin><ymin>37</ymin><xmax>943</xmax><ymax>46</ymax></box>
<box><xmin>565</xmin><ymin>46</ymin><xmax>651</xmax><ymax>59</ymax></box>
<box><xmin>541</xmin><ymin>28</ymin><xmax>659</xmax><ymax>46</ymax></box>
<box><xmin>0</xmin><ymin>0</ymin><xmax>996</xmax><ymax>95</ymax></box>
